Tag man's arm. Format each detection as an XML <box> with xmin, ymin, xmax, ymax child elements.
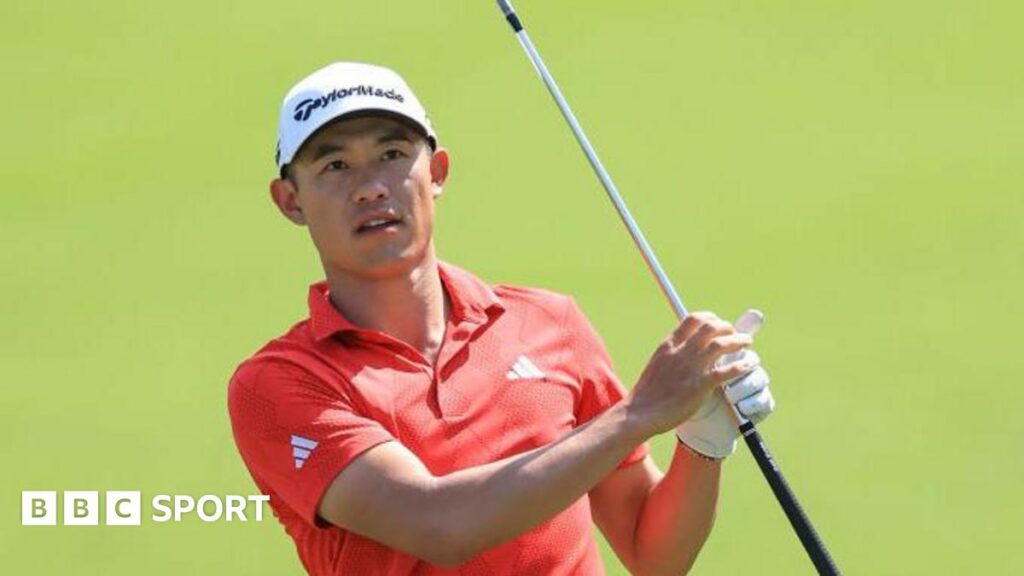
<box><xmin>590</xmin><ymin>312</ymin><xmax>776</xmax><ymax>576</ymax></box>
<box><xmin>318</xmin><ymin>313</ymin><xmax>755</xmax><ymax>567</ymax></box>
<box><xmin>318</xmin><ymin>400</ymin><xmax>647</xmax><ymax>567</ymax></box>
<box><xmin>590</xmin><ymin>446</ymin><xmax>722</xmax><ymax>576</ymax></box>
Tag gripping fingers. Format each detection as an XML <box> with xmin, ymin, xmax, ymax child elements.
<box><xmin>687</xmin><ymin>317</ymin><xmax>735</xmax><ymax>352</ymax></box>
<box><xmin>715</xmin><ymin>349</ymin><xmax>760</xmax><ymax>373</ymax></box>
<box><xmin>703</xmin><ymin>335</ymin><xmax>755</xmax><ymax>383</ymax></box>
<box><xmin>724</xmin><ymin>363</ymin><xmax>767</xmax><ymax>403</ymax></box>
<box><xmin>735</xmin><ymin>387</ymin><xmax>775</xmax><ymax>422</ymax></box>
<box><xmin>670</xmin><ymin>312</ymin><xmax>721</xmax><ymax>347</ymax></box>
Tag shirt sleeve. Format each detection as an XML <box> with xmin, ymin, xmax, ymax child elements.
<box><xmin>565</xmin><ymin>298</ymin><xmax>650</xmax><ymax>469</ymax></box>
<box><xmin>227</xmin><ymin>357</ymin><xmax>395</xmax><ymax>527</ymax></box>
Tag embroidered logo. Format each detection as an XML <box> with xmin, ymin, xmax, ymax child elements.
<box><xmin>292</xmin><ymin>85</ymin><xmax>405</xmax><ymax>122</ymax></box>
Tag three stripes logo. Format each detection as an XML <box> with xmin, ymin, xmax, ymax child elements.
<box><xmin>291</xmin><ymin>435</ymin><xmax>318</xmax><ymax>470</ymax></box>
<box><xmin>506</xmin><ymin>355</ymin><xmax>544</xmax><ymax>380</ymax></box>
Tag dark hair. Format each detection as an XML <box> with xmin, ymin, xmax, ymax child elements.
<box><xmin>280</xmin><ymin>164</ymin><xmax>296</xmax><ymax>184</ymax></box>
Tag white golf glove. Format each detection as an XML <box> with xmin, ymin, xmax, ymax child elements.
<box><xmin>676</xmin><ymin>310</ymin><xmax>776</xmax><ymax>460</ymax></box>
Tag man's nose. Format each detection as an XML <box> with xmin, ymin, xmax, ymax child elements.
<box><xmin>352</xmin><ymin>175</ymin><xmax>391</xmax><ymax>204</ymax></box>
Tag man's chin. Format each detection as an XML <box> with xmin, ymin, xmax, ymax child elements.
<box><xmin>334</xmin><ymin>249</ymin><xmax>434</xmax><ymax>281</ymax></box>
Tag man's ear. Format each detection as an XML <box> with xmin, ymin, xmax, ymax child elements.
<box><xmin>429</xmin><ymin>148</ymin><xmax>450</xmax><ymax>198</ymax></box>
<box><xmin>269</xmin><ymin>178</ymin><xmax>306</xmax><ymax>225</ymax></box>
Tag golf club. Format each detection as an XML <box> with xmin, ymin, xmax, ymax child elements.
<box><xmin>495</xmin><ymin>1</ymin><xmax>841</xmax><ymax>574</ymax></box>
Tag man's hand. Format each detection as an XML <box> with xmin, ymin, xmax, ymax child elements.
<box><xmin>676</xmin><ymin>309</ymin><xmax>776</xmax><ymax>459</ymax></box>
<box><xmin>626</xmin><ymin>311</ymin><xmax>759</xmax><ymax>437</ymax></box>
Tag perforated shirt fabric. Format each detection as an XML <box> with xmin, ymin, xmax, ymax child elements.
<box><xmin>227</xmin><ymin>262</ymin><xmax>649</xmax><ymax>575</ymax></box>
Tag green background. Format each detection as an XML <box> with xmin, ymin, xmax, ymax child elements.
<box><xmin>3</xmin><ymin>0</ymin><xmax>1021</xmax><ymax>573</ymax></box>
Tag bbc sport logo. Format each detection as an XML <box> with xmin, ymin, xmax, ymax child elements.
<box><xmin>21</xmin><ymin>491</ymin><xmax>270</xmax><ymax>526</ymax></box>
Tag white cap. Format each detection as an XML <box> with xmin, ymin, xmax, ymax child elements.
<box><xmin>275</xmin><ymin>62</ymin><xmax>437</xmax><ymax>173</ymax></box>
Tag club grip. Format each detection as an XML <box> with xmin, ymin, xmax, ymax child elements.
<box><xmin>740</xmin><ymin>421</ymin><xmax>841</xmax><ymax>575</ymax></box>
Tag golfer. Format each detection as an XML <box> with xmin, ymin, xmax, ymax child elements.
<box><xmin>228</xmin><ymin>62</ymin><xmax>775</xmax><ymax>575</ymax></box>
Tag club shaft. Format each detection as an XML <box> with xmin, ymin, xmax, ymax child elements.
<box><xmin>503</xmin><ymin>10</ymin><xmax>687</xmax><ymax>319</ymax></box>
<box><xmin>497</xmin><ymin>2</ymin><xmax>840</xmax><ymax>575</ymax></box>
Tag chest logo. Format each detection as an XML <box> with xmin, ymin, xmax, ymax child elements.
<box><xmin>506</xmin><ymin>355</ymin><xmax>545</xmax><ymax>380</ymax></box>
<box><xmin>291</xmin><ymin>435</ymin><xmax>319</xmax><ymax>470</ymax></box>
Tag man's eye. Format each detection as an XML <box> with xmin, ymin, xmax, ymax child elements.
<box><xmin>325</xmin><ymin>160</ymin><xmax>349</xmax><ymax>171</ymax></box>
<box><xmin>381</xmin><ymin>149</ymin><xmax>406</xmax><ymax>161</ymax></box>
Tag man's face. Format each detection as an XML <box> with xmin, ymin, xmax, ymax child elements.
<box><xmin>271</xmin><ymin>116</ymin><xmax>449</xmax><ymax>280</ymax></box>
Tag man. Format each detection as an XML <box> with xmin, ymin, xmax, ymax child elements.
<box><xmin>228</xmin><ymin>62</ymin><xmax>775</xmax><ymax>575</ymax></box>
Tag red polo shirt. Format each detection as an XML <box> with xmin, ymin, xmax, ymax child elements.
<box><xmin>228</xmin><ymin>262</ymin><xmax>648</xmax><ymax>575</ymax></box>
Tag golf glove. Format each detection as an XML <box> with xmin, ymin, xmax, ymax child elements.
<box><xmin>676</xmin><ymin>311</ymin><xmax>776</xmax><ymax>460</ymax></box>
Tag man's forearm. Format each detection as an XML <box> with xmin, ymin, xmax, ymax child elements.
<box><xmin>631</xmin><ymin>443</ymin><xmax>722</xmax><ymax>576</ymax></box>
<box><xmin>430</xmin><ymin>401</ymin><xmax>649</xmax><ymax>563</ymax></box>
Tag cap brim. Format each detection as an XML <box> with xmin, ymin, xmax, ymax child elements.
<box><xmin>281</xmin><ymin>108</ymin><xmax>436</xmax><ymax>178</ymax></box>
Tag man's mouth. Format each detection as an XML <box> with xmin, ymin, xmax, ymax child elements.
<box><xmin>356</xmin><ymin>216</ymin><xmax>403</xmax><ymax>234</ymax></box>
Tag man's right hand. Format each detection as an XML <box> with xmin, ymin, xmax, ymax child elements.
<box><xmin>626</xmin><ymin>312</ymin><xmax>757</xmax><ymax>437</ymax></box>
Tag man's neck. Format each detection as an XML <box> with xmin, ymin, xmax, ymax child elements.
<box><xmin>325</xmin><ymin>255</ymin><xmax>450</xmax><ymax>364</ymax></box>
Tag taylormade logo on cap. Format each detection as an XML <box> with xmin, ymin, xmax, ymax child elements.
<box><xmin>292</xmin><ymin>86</ymin><xmax>406</xmax><ymax>122</ymax></box>
<box><xmin>276</xmin><ymin>62</ymin><xmax>436</xmax><ymax>171</ymax></box>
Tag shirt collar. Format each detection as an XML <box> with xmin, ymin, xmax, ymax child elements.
<box><xmin>438</xmin><ymin>261</ymin><xmax>503</xmax><ymax>325</ymax></box>
<box><xmin>308</xmin><ymin>261</ymin><xmax>504</xmax><ymax>342</ymax></box>
<box><xmin>308</xmin><ymin>281</ymin><xmax>358</xmax><ymax>341</ymax></box>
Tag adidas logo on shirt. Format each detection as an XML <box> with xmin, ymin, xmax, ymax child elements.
<box><xmin>506</xmin><ymin>355</ymin><xmax>544</xmax><ymax>380</ymax></box>
<box><xmin>291</xmin><ymin>435</ymin><xmax>318</xmax><ymax>469</ymax></box>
